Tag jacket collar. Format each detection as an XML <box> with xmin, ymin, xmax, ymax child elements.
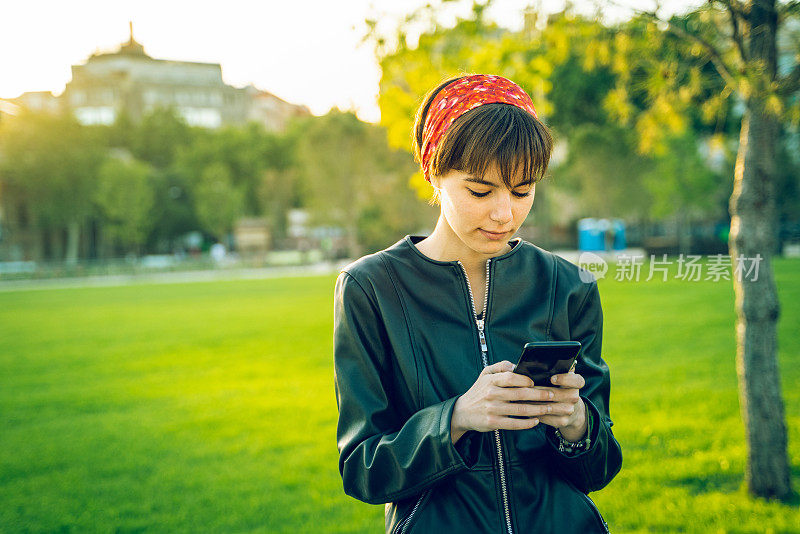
<box><xmin>400</xmin><ymin>234</ymin><xmax>524</xmax><ymax>266</ymax></box>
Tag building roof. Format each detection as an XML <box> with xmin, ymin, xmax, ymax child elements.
<box><xmin>90</xmin><ymin>21</ymin><xmax>151</xmax><ymax>60</ymax></box>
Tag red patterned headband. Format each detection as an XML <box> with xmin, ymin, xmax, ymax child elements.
<box><xmin>420</xmin><ymin>74</ymin><xmax>538</xmax><ymax>183</ymax></box>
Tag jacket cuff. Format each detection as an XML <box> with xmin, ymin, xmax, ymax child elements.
<box><xmin>442</xmin><ymin>395</ymin><xmax>479</xmax><ymax>469</ymax></box>
<box><xmin>544</xmin><ymin>395</ymin><xmax>623</xmax><ymax>493</ymax></box>
<box><xmin>545</xmin><ymin>396</ymin><xmax>601</xmax><ymax>459</ymax></box>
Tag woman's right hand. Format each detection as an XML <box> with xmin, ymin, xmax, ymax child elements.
<box><xmin>451</xmin><ymin>360</ymin><xmax>555</xmax><ymax>444</ymax></box>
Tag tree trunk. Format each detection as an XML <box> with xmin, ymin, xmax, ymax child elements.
<box><xmin>728</xmin><ymin>1</ymin><xmax>791</xmax><ymax>499</ymax></box>
<box><xmin>676</xmin><ymin>209</ymin><xmax>692</xmax><ymax>255</ymax></box>
<box><xmin>65</xmin><ymin>220</ymin><xmax>80</xmax><ymax>266</ymax></box>
<box><xmin>49</xmin><ymin>227</ymin><xmax>64</xmax><ymax>262</ymax></box>
<box><xmin>346</xmin><ymin>221</ymin><xmax>361</xmax><ymax>259</ymax></box>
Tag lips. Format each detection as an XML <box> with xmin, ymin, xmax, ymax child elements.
<box><xmin>479</xmin><ymin>228</ymin><xmax>511</xmax><ymax>240</ymax></box>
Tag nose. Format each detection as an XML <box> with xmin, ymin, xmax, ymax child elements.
<box><xmin>490</xmin><ymin>190</ymin><xmax>513</xmax><ymax>225</ymax></box>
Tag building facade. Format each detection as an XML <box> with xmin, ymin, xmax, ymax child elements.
<box><xmin>11</xmin><ymin>24</ymin><xmax>309</xmax><ymax>131</ymax></box>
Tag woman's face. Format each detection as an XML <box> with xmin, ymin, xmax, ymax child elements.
<box><xmin>433</xmin><ymin>163</ymin><xmax>535</xmax><ymax>257</ymax></box>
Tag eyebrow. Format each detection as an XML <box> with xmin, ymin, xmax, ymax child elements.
<box><xmin>463</xmin><ymin>177</ymin><xmax>533</xmax><ymax>188</ymax></box>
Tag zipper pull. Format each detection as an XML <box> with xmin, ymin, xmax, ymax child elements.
<box><xmin>476</xmin><ymin>323</ymin><xmax>488</xmax><ymax>353</ymax></box>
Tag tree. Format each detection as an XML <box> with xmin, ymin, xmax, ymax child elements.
<box><xmin>643</xmin><ymin>131</ymin><xmax>726</xmax><ymax>253</ymax></box>
<box><xmin>130</xmin><ymin>107</ymin><xmax>193</xmax><ymax>168</ymax></box>
<box><xmin>550</xmin><ymin>123</ymin><xmax>654</xmax><ymax>220</ymax></box>
<box><xmin>293</xmin><ymin>110</ymin><xmax>430</xmax><ymax>256</ymax></box>
<box><xmin>193</xmin><ymin>162</ymin><xmax>244</xmax><ymax>241</ymax></box>
<box><xmin>94</xmin><ymin>156</ymin><xmax>155</xmax><ymax>255</ymax></box>
<box><xmin>0</xmin><ymin>111</ymin><xmax>104</xmax><ymax>264</ymax></box>
<box><xmin>599</xmin><ymin>0</ymin><xmax>798</xmax><ymax>499</ymax></box>
<box><xmin>145</xmin><ymin>167</ymin><xmax>200</xmax><ymax>253</ymax></box>
<box><xmin>258</xmin><ymin>167</ymin><xmax>299</xmax><ymax>243</ymax></box>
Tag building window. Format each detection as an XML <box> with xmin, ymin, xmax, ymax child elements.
<box><xmin>178</xmin><ymin>107</ymin><xmax>221</xmax><ymax>128</ymax></box>
<box><xmin>70</xmin><ymin>90</ymin><xmax>86</xmax><ymax>106</ymax></box>
<box><xmin>74</xmin><ymin>107</ymin><xmax>116</xmax><ymax>125</ymax></box>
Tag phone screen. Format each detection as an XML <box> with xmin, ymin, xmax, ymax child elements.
<box><xmin>513</xmin><ymin>341</ymin><xmax>581</xmax><ymax>385</ymax></box>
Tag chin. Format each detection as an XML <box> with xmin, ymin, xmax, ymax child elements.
<box><xmin>471</xmin><ymin>237</ymin><xmax>508</xmax><ymax>253</ymax></box>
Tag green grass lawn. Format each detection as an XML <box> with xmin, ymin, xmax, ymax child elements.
<box><xmin>1</xmin><ymin>259</ymin><xmax>798</xmax><ymax>533</ymax></box>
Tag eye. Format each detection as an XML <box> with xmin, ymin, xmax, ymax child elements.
<box><xmin>512</xmin><ymin>190</ymin><xmax>532</xmax><ymax>198</ymax></box>
<box><xmin>467</xmin><ymin>188</ymin><xmax>490</xmax><ymax>198</ymax></box>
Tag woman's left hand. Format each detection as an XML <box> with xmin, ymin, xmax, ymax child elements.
<box><xmin>534</xmin><ymin>371</ymin><xmax>587</xmax><ymax>442</ymax></box>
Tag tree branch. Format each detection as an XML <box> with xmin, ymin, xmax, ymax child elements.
<box><xmin>722</xmin><ymin>0</ymin><xmax>749</xmax><ymax>62</ymax></box>
<box><xmin>778</xmin><ymin>62</ymin><xmax>800</xmax><ymax>96</ymax></box>
<box><xmin>605</xmin><ymin>0</ymin><xmax>739</xmax><ymax>89</ymax></box>
<box><xmin>711</xmin><ymin>0</ymin><xmax>748</xmax><ymax>19</ymax></box>
<box><xmin>778</xmin><ymin>0</ymin><xmax>800</xmax><ymax>22</ymax></box>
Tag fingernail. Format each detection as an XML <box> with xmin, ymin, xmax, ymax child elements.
<box><xmin>551</xmin><ymin>376</ymin><xmax>558</xmax><ymax>384</ymax></box>
<box><xmin>532</xmin><ymin>418</ymin><xmax>539</xmax><ymax>425</ymax></box>
<box><xmin>548</xmin><ymin>391</ymin><xmax>554</xmax><ymax>400</ymax></box>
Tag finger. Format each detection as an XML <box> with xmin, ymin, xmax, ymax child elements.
<box><xmin>550</xmin><ymin>372</ymin><xmax>585</xmax><ymax>389</ymax></box>
<box><xmin>495</xmin><ymin>416</ymin><xmax>540</xmax><ymax>431</ymax></box>
<box><xmin>498</xmin><ymin>386</ymin><xmax>553</xmax><ymax>402</ymax></box>
<box><xmin>506</xmin><ymin>402</ymin><xmax>557</xmax><ymax>418</ymax></box>
<box><xmin>532</xmin><ymin>402</ymin><xmax>577</xmax><ymax>417</ymax></box>
<box><xmin>537</xmin><ymin>415</ymin><xmax>574</xmax><ymax>428</ymax></box>
<box><xmin>481</xmin><ymin>360</ymin><xmax>516</xmax><ymax>375</ymax></box>
<box><xmin>491</xmin><ymin>371</ymin><xmax>534</xmax><ymax>388</ymax></box>
<box><xmin>536</xmin><ymin>387</ymin><xmax>581</xmax><ymax>404</ymax></box>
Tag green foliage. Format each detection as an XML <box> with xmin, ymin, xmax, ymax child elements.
<box><xmin>547</xmin><ymin>53</ymin><xmax>615</xmax><ymax>135</ymax></box>
<box><xmin>145</xmin><ymin>168</ymin><xmax>200</xmax><ymax>251</ymax></box>
<box><xmin>94</xmin><ymin>157</ymin><xmax>155</xmax><ymax>250</ymax></box>
<box><xmin>294</xmin><ymin>110</ymin><xmax>432</xmax><ymax>254</ymax></box>
<box><xmin>258</xmin><ymin>167</ymin><xmax>298</xmax><ymax>240</ymax></box>
<box><xmin>0</xmin><ymin>111</ymin><xmax>104</xmax><ymax>230</ymax></box>
<box><xmin>549</xmin><ymin>123</ymin><xmax>653</xmax><ymax>220</ymax></box>
<box><xmin>193</xmin><ymin>162</ymin><xmax>245</xmax><ymax>240</ymax></box>
<box><xmin>130</xmin><ymin>107</ymin><xmax>194</xmax><ymax>168</ymax></box>
<box><xmin>0</xmin><ymin>260</ymin><xmax>798</xmax><ymax>532</ymax></box>
<box><xmin>643</xmin><ymin>131</ymin><xmax>723</xmax><ymax>220</ymax></box>
<box><xmin>0</xmin><ymin>104</ymin><xmax>421</xmax><ymax>258</ymax></box>
<box><xmin>177</xmin><ymin>123</ymin><xmax>292</xmax><ymax>217</ymax></box>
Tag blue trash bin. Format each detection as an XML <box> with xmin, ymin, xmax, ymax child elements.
<box><xmin>612</xmin><ymin>219</ymin><xmax>626</xmax><ymax>250</ymax></box>
<box><xmin>578</xmin><ymin>218</ymin><xmax>605</xmax><ymax>251</ymax></box>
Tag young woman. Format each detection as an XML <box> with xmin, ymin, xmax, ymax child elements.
<box><xmin>333</xmin><ymin>74</ymin><xmax>622</xmax><ymax>533</ymax></box>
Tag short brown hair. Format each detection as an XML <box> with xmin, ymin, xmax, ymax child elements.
<box><xmin>413</xmin><ymin>76</ymin><xmax>553</xmax><ymax>203</ymax></box>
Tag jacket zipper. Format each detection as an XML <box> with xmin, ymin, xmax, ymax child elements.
<box><xmin>561</xmin><ymin>478</ymin><xmax>609</xmax><ymax>533</ymax></box>
<box><xmin>458</xmin><ymin>259</ymin><xmax>514</xmax><ymax>534</ymax></box>
<box><xmin>583</xmin><ymin>494</ymin><xmax>609</xmax><ymax>533</ymax></box>
<box><xmin>571</xmin><ymin>483</ymin><xmax>609</xmax><ymax>533</ymax></box>
<box><xmin>392</xmin><ymin>489</ymin><xmax>431</xmax><ymax>534</ymax></box>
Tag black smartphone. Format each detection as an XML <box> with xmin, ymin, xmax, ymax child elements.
<box><xmin>513</xmin><ymin>341</ymin><xmax>581</xmax><ymax>386</ymax></box>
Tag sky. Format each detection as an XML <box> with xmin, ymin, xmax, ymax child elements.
<box><xmin>0</xmin><ymin>0</ymin><xmax>700</xmax><ymax>123</ymax></box>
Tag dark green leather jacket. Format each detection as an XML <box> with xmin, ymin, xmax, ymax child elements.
<box><xmin>333</xmin><ymin>235</ymin><xmax>622</xmax><ymax>533</ymax></box>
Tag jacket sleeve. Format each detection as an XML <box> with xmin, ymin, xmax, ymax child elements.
<box><xmin>333</xmin><ymin>271</ymin><xmax>470</xmax><ymax>505</ymax></box>
<box><xmin>544</xmin><ymin>280</ymin><xmax>623</xmax><ymax>493</ymax></box>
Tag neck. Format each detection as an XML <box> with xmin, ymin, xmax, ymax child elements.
<box><xmin>417</xmin><ymin>215</ymin><xmax>511</xmax><ymax>272</ymax></box>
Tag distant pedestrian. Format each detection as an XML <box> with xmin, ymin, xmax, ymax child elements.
<box><xmin>210</xmin><ymin>242</ymin><xmax>226</xmax><ymax>263</ymax></box>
